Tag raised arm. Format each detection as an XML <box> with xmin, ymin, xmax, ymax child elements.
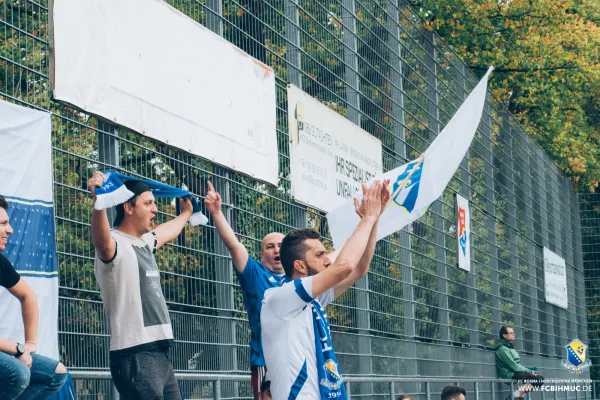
<box><xmin>89</xmin><ymin>171</ymin><xmax>116</xmax><ymax>261</ymax></box>
<box><xmin>153</xmin><ymin>197</ymin><xmax>193</xmax><ymax>250</ymax></box>
<box><xmin>311</xmin><ymin>181</ymin><xmax>383</xmax><ymax>299</ymax></box>
<box><xmin>204</xmin><ymin>181</ymin><xmax>249</xmax><ymax>273</ymax></box>
<box><xmin>334</xmin><ymin>179</ymin><xmax>389</xmax><ymax>299</ymax></box>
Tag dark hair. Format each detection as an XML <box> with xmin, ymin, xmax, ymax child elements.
<box><xmin>499</xmin><ymin>325</ymin><xmax>513</xmax><ymax>339</ymax></box>
<box><xmin>113</xmin><ymin>180</ymin><xmax>151</xmax><ymax>226</ymax></box>
<box><xmin>280</xmin><ymin>228</ymin><xmax>321</xmax><ymax>278</ymax></box>
<box><xmin>113</xmin><ymin>197</ymin><xmax>138</xmax><ymax>226</ymax></box>
<box><xmin>441</xmin><ymin>386</ymin><xmax>466</xmax><ymax>400</ymax></box>
<box><xmin>0</xmin><ymin>195</ymin><xmax>8</xmax><ymax>210</ymax></box>
<box><xmin>397</xmin><ymin>395</ymin><xmax>415</xmax><ymax>400</ymax></box>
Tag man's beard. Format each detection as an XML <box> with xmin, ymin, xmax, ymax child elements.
<box><xmin>306</xmin><ymin>261</ymin><xmax>321</xmax><ymax>277</ymax></box>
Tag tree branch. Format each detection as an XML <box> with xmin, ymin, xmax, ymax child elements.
<box><xmin>468</xmin><ymin>64</ymin><xmax>585</xmax><ymax>73</ymax></box>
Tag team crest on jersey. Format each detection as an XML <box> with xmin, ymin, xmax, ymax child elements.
<box><xmin>320</xmin><ymin>359</ymin><xmax>343</xmax><ymax>390</ymax></box>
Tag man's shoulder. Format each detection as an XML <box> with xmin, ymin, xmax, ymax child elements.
<box><xmin>245</xmin><ymin>258</ymin><xmax>283</xmax><ymax>280</ymax></box>
<box><xmin>0</xmin><ymin>252</ymin><xmax>10</xmax><ymax>264</ymax></box>
<box><xmin>495</xmin><ymin>343</ymin><xmax>511</xmax><ymax>353</ymax></box>
<box><xmin>0</xmin><ymin>253</ymin><xmax>14</xmax><ymax>269</ymax></box>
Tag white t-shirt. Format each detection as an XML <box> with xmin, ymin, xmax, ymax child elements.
<box><xmin>261</xmin><ymin>276</ymin><xmax>336</xmax><ymax>400</ymax></box>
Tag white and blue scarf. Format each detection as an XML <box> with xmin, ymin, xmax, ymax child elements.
<box><xmin>312</xmin><ymin>300</ymin><xmax>347</xmax><ymax>400</ymax></box>
<box><xmin>93</xmin><ymin>170</ymin><xmax>208</xmax><ymax>226</ymax></box>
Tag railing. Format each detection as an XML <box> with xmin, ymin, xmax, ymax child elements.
<box><xmin>69</xmin><ymin>371</ymin><xmax>595</xmax><ymax>400</ymax></box>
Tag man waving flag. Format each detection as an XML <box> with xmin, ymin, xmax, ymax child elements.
<box><xmin>327</xmin><ymin>67</ymin><xmax>493</xmax><ymax>249</ymax></box>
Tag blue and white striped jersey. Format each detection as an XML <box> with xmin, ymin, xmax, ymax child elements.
<box><xmin>261</xmin><ymin>276</ymin><xmax>346</xmax><ymax>400</ymax></box>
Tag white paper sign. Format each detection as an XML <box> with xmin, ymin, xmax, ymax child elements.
<box><xmin>51</xmin><ymin>0</ymin><xmax>278</xmax><ymax>185</ymax></box>
<box><xmin>543</xmin><ymin>247</ymin><xmax>568</xmax><ymax>309</ymax></box>
<box><xmin>456</xmin><ymin>194</ymin><xmax>471</xmax><ymax>272</ymax></box>
<box><xmin>287</xmin><ymin>85</ymin><xmax>382</xmax><ymax>212</ymax></box>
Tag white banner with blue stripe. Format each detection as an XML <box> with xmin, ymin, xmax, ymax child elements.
<box><xmin>0</xmin><ymin>99</ymin><xmax>58</xmax><ymax>359</ymax></box>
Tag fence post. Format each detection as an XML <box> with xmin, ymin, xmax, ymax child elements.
<box><xmin>284</xmin><ymin>0</ymin><xmax>302</xmax><ymax>88</ymax></box>
<box><xmin>213</xmin><ymin>379</ymin><xmax>221</xmax><ymax>400</ymax></box>
<box><xmin>550</xmin><ymin>167</ymin><xmax>569</xmax><ymax>348</ymax></box>
<box><xmin>389</xmin><ymin>381</ymin><xmax>395</xmax><ymax>400</ymax></box>
<box><xmin>424</xmin><ymin>29</ymin><xmax>450</xmax><ymax>352</ymax></box>
<box><xmin>386</xmin><ymin>0</ymin><xmax>416</xmax><ymax>359</ymax></box>
<box><xmin>97</xmin><ymin>121</ymin><xmax>119</xmax><ymax>226</ymax></box>
<box><xmin>206</xmin><ymin>0</ymin><xmax>223</xmax><ymax>35</ymax></box>
<box><xmin>474</xmin><ymin>381</ymin><xmax>479</xmax><ymax>400</ymax></box>
<box><xmin>452</xmin><ymin>61</ymin><xmax>479</xmax><ymax>348</ymax></box>
<box><xmin>341</xmin><ymin>3</ymin><xmax>372</xmax><ymax>396</ymax></box>
<box><xmin>517</xmin><ymin>129</ymin><xmax>541</xmax><ymax>354</ymax></box>
<box><xmin>426</xmin><ymin>381</ymin><xmax>431</xmax><ymax>400</ymax></box>
<box><xmin>341</xmin><ymin>0</ymin><xmax>361</xmax><ymax>125</ymax></box>
<box><xmin>212</xmin><ymin>168</ymin><xmax>239</xmax><ymax>398</ymax></box>
<box><xmin>499</xmin><ymin>112</ymin><xmax>523</xmax><ymax>353</ymax></box>
<box><xmin>490</xmin><ymin>381</ymin><xmax>495</xmax><ymax>400</ymax></box>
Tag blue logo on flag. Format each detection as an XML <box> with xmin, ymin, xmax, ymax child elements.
<box><xmin>392</xmin><ymin>159</ymin><xmax>424</xmax><ymax>213</ymax></box>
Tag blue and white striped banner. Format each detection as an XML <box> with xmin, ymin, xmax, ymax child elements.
<box><xmin>0</xmin><ymin>99</ymin><xmax>58</xmax><ymax>359</ymax></box>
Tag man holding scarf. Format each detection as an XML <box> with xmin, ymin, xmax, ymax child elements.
<box><xmin>88</xmin><ymin>171</ymin><xmax>194</xmax><ymax>400</ymax></box>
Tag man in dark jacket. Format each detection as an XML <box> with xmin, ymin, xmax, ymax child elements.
<box><xmin>495</xmin><ymin>325</ymin><xmax>544</xmax><ymax>399</ymax></box>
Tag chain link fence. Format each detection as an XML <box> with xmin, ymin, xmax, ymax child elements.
<box><xmin>0</xmin><ymin>0</ymin><xmax>589</xmax><ymax>398</ymax></box>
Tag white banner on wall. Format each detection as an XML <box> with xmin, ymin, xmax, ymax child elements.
<box><xmin>287</xmin><ymin>85</ymin><xmax>382</xmax><ymax>212</ymax></box>
<box><xmin>0</xmin><ymin>100</ymin><xmax>58</xmax><ymax>359</ymax></box>
<box><xmin>456</xmin><ymin>194</ymin><xmax>471</xmax><ymax>272</ymax></box>
<box><xmin>543</xmin><ymin>247</ymin><xmax>568</xmax><ymax>309</ymax></box>
<box><xmin>51</xmin><ymin>0</ymin><xmax>279</xmax><ymax>185</ymax></box>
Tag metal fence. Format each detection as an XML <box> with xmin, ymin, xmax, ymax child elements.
<box><xmin>581</xmin><ymin>192</ymin><xmax>600</xmax><ymax>381</ymax></box>
<box><xmin>0</xmin><ymin>0</ymin><xmax>589</xmax><ymax>396</ymax></box>
<box><xmin>68</xmin><ymin>371</ymin><xmax>596</xmax><ymax>400</ymax></box>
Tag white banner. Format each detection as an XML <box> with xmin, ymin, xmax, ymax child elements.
<box><xmin>0</xmin><ymin>100</ymin><xmax>58</xmax><ymax>359</ymax></box>
<box><xmin>51</xmin><ymin>0</ymin><xmax>279</xmax><ymax>185</ymax></box>
<box><xmin>456</xmin><ymin>194</ymin><xmax>471</xmax><ymax>272</ymax></box>
<box><xmin>327</xmin><ymin>67</ymin><xmax>493</xmax><ymax>249</ymax></box>
<box><xmin>287</xmin><ymin>85</ymin><xmax>382</xmax><ymax>212</ymax></box>
<box><xmin>543</xmin><ymin>247</ymin><xmax>568</xmax><ymax>309</ymax></box>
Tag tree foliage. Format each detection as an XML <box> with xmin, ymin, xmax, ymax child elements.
<box><xmin>410</xmin><ymin>0</ymin><xmax>600</xmax><ymax>190</ymax></box>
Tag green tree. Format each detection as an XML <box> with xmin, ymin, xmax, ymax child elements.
<box><xmin>408</xmin><ymin>0</ymin><xmax>600</xmax><ymax>190</ymax></box>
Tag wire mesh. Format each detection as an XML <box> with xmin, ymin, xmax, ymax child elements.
<box><xmin>0</xmin><ymin>0</ymin><xmax>589</xmax><ymax>391</ymax></box>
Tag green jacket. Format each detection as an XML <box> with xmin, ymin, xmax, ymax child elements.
<box><xmin>494</xmin><ymin>339</ymin><xmax>531</xmax><ymax>379</ymax></box>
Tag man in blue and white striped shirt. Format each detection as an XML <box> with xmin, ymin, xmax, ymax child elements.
<box><xmin>261</xmin><ymin>180</ymin><xmax>389</xmax><ymax>400</ymax></box>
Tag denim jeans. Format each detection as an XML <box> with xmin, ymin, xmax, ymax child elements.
<box><xmin>0</xmin><ymin>352</ymin><xmax>67</xmax><ymax>400</ymax></box>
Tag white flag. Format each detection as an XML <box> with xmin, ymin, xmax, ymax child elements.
<box><xmin>327</xmin><ymin>67</ymin><xmax>493</xmax><ymax>249</ymax></box>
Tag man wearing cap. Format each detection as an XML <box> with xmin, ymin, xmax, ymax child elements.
<box><xmin>204</xmin><ymin>181</ymin><xmax>287</xmax><ymax>399</ymax></box>
<box><xmin>88</xmin><ymin>171</ymin><xmax>193</xmax><ymax>400</ymax></box>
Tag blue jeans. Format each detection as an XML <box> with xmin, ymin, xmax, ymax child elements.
<box><xmin>0</xmin><ymin>352</ymin><xmax>67</xmax><ymax>400</ymax></box>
